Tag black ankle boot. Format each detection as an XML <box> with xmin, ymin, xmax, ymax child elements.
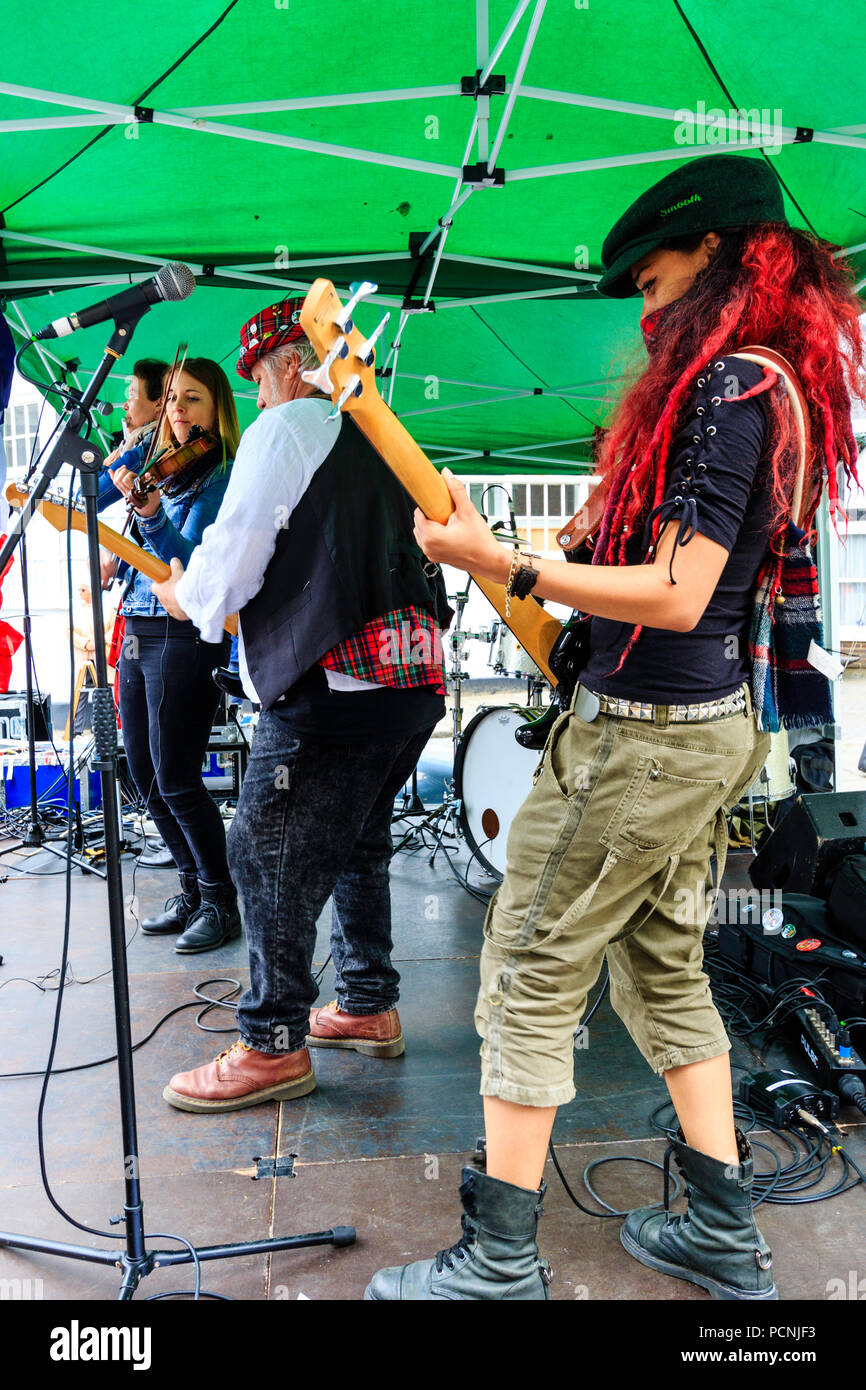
<box><xmin>620</xmin><ymin>1127</ymin><xmax>777</xmax><ymax>1300</ymax></box>
<box><xmin>365</xmin><ymin>1167</ymin><xmax>551</xmax><ymax>1300</ymax></box>
<box><xmin>142</xmin><ymin>872</ymin><xmax>200</xmax><ymax>935</ymax></box>
<box><xmin>174</xmin><ymin>881</ymin><xmax>242</xmax><ymax>954</ymax></box>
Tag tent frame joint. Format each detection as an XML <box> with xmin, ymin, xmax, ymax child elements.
<box><xmin>461</xmin><ymin>70</ymin><xmax>506</xmax><ymax>99</ymax></box>
<box><xmin>462</xmin><ymin>163</ymin><xmax>505</xmax><ymax>186</ymax></box>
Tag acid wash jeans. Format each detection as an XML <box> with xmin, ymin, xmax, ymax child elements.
<box><xmin>476</xmin><ymin>681</ymin><xmax>771</xmax><ymax>1106</ymax></box>
<box><xmin>228</xmin><ymin>710</ymin><xmax>434</xmax><ymax>1053</ymax></box>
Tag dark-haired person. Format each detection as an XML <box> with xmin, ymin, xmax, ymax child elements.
<box><xmin>100</xmin><ymin>357</ymin><xmax>170</xmax><ymax>587</ymax></box>
<box><xmin>366</xmin><ymin>153</ymin><xmax>864</xmax><ymax>1301</ymax></box>
<box><xmin>97</xmin><ymin>358</ymin><xmax>243</xmax><ymax>952</ymax></box>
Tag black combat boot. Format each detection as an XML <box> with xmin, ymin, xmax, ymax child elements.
<box><xmin>142</xmin><ymin>871</ymin><xmax>200</xmax><ymax>936</ymax></box>
<box><xmin>174</xmin><ymin>882</ymin><xmax>242</xmax><ymax>954</ymax></box>
<box><xmin>621</xmin><ymin>1127</ymin><xmax>777</xmax><ymax>1300</ymax></box>
<box><xmin>365</xmin><ymin>1166</ymin><xmax>551</xmax><ymax>1300</ymax></box>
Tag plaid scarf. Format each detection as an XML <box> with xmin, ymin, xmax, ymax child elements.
<box><xmin>748</xmin><ymin>520</ymin><xmax>833</xmax><ymax>732</ymax></box>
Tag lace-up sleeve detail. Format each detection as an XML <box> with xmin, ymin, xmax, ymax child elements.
<box><xmin>642</xmin><ymin>356</ymin><xmax>773</xmax><ymax>582</ymax></box>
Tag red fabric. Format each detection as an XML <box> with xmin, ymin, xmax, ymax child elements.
<box><xmin>0</xmin><ymin>534</ymin><xmax>22</xmax><ymax>692</ymax></box>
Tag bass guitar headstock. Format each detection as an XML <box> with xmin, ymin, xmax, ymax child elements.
<box><xmin>300</xmin><ymin>280</ymin><xmax>390</xmax><ymax>422</ymax></box>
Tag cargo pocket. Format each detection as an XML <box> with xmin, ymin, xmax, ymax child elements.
<box><xmin>599</xmin><ymin>752</ymin><xmax>730</xmax><ymax>866</ymax></box>
<box><xmin>483</xmin><ymin>847</ymin><xmax>620</xmax><ymax>954</ymax></box>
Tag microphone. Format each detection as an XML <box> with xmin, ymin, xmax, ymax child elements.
<box><xmin>34</xmin><ymin>264</ymin><xmax>196</xmax><ymax>340</ymax></box>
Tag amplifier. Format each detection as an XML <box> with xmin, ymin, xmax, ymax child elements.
<box><xmin>0</xmin><ymin>691</ymin><xmax>53</xmax><ymax>742</ymax></box>
<box><xmin>715</xmin><ymin>892</ymin><xmax>866</xmax><ymax>1020</ymax></box>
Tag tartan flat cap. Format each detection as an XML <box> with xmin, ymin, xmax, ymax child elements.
<box><xmin>237</xmin><ymin>296</ymin><xmax>308</xmax><ymax>379</ymax></box>
<box><xmin>598</xmin><ymin>153</ymin><xmax>787</xmax><ymax>298</ymax></box>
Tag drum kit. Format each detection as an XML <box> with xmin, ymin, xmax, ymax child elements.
<box><xmin>392</xmin><ymin>586</ymin><xmax>555</xmax><ymax>886</ymax></box>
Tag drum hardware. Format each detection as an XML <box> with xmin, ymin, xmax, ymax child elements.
<box><xmin>734</xmin><ymin>729</ymin><xmax>797</xmax><ymax>852</ymax></box>
<box><xmin>452</xmin><ymin>705</ymin><xmax>541</xmax><ymax>880</ymax></box>
<box><xmin>392</xmin><ymin>588</ymin><xmax>472</xmax><ymax>867</ymax></box>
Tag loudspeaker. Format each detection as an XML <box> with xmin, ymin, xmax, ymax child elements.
<box><xmin>0</xmin><ymin>691</ymin><xmax>53</xmax><ymax>742</ymax></box>
<box><xmin>749</xmin><ymin>791</ymin><xmax>866</xmax><ymax>896</ymax></box>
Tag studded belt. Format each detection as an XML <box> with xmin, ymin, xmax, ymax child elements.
<box><xmin>585</xmin><ymin>685</ymin><xmax>748</xmax><ymax>725</ymax></box>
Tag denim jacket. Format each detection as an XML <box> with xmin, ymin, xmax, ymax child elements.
<box><xmin>96</xmin><ymin>440</ymin><xmax>232</xmax><ymax>618</ymax></box>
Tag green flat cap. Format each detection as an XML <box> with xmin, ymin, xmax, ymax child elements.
<box><xmin>598</xmin><ymin>153</ymin><xmax>787</xmax><ymax>298</ymax></box>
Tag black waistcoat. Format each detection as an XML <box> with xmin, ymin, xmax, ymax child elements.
<box><xmin>241</xmin><ymin>413</ymin><xmax>453</xmax><ymax>709</ymax></box>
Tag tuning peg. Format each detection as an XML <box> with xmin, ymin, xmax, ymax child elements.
<box><xmin>326</xmin><ymin>374</ymin><xmax>363</xmax><ymax>421</ymax></box>
<box><xmin>335</xmin><ymin>280</ymin><xmax>378</xmax><ymax>334</ymax></box>
<box><xmin>301</xmin><ymin>335</ymin><xmax>349</xmax><ymax>394</ymax></box>
<box><xmin>355</xmin><ymin>311</ymin><xmax>391</xmax><ymax>368</ymax></box>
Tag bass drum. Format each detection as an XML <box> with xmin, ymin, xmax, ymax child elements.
<box><xmin>454</xmin><ymin>706</ymin><xmax>541</xmax><ymax>880</ymax></box>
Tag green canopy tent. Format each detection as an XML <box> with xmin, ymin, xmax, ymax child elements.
<box><xmin>2</xmin><ymin>0</ymin><xmax>865</xmax><ymax>643</ymax></box>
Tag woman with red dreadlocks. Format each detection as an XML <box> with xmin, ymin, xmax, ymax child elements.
<box><xmin>366</xmin><ymin>154</ymin><xmax>864</xmax><ymax>1302</ymax></box>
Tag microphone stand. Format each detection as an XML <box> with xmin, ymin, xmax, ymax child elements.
<box><xmin>0</xmin><ymin>317</ymin><xmax>354</xmax><ymax>1298</ymax></box>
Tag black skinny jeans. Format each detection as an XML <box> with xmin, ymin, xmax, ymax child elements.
<box><xmin>119</xmin><ymin>616</ymin><xmax>230</xmax><ymax>885</ymax></box>
<box><xmin>229</xmin><ymin>712</ymin><xmax>435</xmax><ymax>1053</ymax></box>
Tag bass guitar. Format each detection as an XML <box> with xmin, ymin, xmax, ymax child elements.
<box><xmin>5</xmin><ymin>483</ymin><xmax>239</xmax><ymax>637</ymax></box>
<box><xmin>299</xmin><ymin>280</ymin><xmax>570</xmax><ymax>684</ymax></box>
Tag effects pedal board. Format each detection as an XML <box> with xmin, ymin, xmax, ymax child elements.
<box><xmin>790</xmin><ymin>993</ymin><xmax>866</xmax><ymax>1095</ymax></box>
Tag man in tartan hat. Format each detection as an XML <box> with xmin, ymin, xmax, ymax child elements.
<box><xmin>154</xmin><ymin>292</ymin><xmax>452</xmax><ymax>1113</ymax></box>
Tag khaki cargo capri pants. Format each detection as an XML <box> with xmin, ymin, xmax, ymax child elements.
<box><xmin>476</xmin><ymin>681</ymin><xmax>771</xmax><ymax>1107</ymax></box>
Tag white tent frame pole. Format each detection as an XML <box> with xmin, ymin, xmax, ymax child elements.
<box><xmin>416</xmin><ymin>0</ymin><xmax>545</xmax><ymax>271</ymax></box>
<box><xmin>476</xmin><ymin>0</ymin><xmax>490</xmax><ymax>161</ymax></box>
<box><xmin>172</xmin><ymin>86</ymin><xmax>460</xmax><ymax>116</ymax></box>
<box><xmin>152</xmin><ymin>111</ymin><xmax>461</xmax><ymax>176</ymax></box>
<box><xmin>417</xmin><ymin>185</ymin><xmax>475</xmax><ymax>258</ymax></box>
<box><xmin>0</xmin><ymin>115</ymin><xmax>115</xmax><ymax>133</ymax></box>
<box><xmin>487</xmin><ymin>0</ymin><xmax>546</xmax><ymax>175</ymax></box>
<box><xmin>9</xmin><ymin>303</ymin><xmax>113</xmax><ymax>452</ymax></box>
<box><xmin>0</xmin><ymin>84</ymin><xmax>460</xmax><ymax>178</ymax></box>
<box><xmin>441</xmin><ymin>252</ymin><xmax>596</xmax><ymax>282</ymax></box>
<box><xmin>5</xmin><ymin>80</ymin><xmax>861</xmax><ymax>155</ymax></box>
<box><xmin>229</xmin><ymin>253</ymin><xmax>414</xmax><ymax>270</ymax></box>
<box><xmin>495</xmin><ymin>435</ymin><xmax>596</xmax><ymax>454</ymax></box>
<box><xmin>400</xmin><ymin>392</ymin><xmax>539</xmax><ymax>419</ymax></box>
<box><xmin>480</xmin><ymin>0</ymin><xmax>532</xmax><ymax>86</ymax></box>
<box><xmin>509</xmin><ymin>131</ymin><xmax>866</xmax><ymax>181</ymax></box>
<box><xmin>517</xmin><ymin>86</ymin><xmax>866</xmax><ymax>148</ymax></box>
<box><xmin>383</xmin><ymin>310</ymin><xmax>411</xmax><ymax>407</ymax></box>
<box><xmin>0</xmin><ymin>230</ymin><xmax>403</xmax><ymax>304</ymax></box>
<box><xmin>421</xmin><ymin>120</ymin><xmax>480</xmax><ymax>303</ymax></box>
<box><xmin>3</xmin><ymin>276</ymin><xmax>137</xmax><ymax>291</ymax></box>
<box><xmin>0</xmin><ymin>227</ymin><xmax>171</xmax><ymax>269</ymax></box>
<box><xmin>436</xmin><ymin>286</ymin><xmax>595</xmax><ymax>309</ymax></box>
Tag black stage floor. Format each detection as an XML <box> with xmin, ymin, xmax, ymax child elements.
<box><xmin>0</xmin><ymin>824</ymin><xmax>863</xmax><ymax>1302</ymax></box>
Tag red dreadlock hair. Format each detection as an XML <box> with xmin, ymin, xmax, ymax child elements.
<box><xmin>593</xmin><ymin>223</ymin><xmax>864</xmax><ymax>675</ymax></box>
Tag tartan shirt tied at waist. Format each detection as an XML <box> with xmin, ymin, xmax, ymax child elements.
<box><xmin>319</xmin><ymin>606</ymin><xmax>446</xmax><ymax>694</ymax></box>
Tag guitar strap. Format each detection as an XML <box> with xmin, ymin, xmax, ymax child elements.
<box><xmin>555</xmin><ymin>345</ymin><xmax>811</xmax><ymax>557</ymax></box>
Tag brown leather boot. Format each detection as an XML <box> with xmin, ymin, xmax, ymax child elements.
<box><xmin>163</xmin><ymin>1039</ymin><xmax>316</xmax><ymax>1113</ymax></box>
<box><xmin>307</xmin><ymin>1001</ymin><xmax>405</xmax><ymax>1058</ymax></box>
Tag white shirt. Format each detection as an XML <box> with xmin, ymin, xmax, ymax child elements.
<box><xmin>175</xmin><ymin>396</ymin><xmax>382</xmax><ymax>702</ymax></box>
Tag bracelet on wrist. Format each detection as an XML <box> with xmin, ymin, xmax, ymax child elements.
<box><xmin>504</xmin><ymin>549</ymin><xmax>541</xmax><ymax>612</ymax></box>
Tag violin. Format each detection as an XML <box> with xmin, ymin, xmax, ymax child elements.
<box><xmin>129</xmin><ymin>426</ymin><xmax>220</xmax><ymax>507</ymax></box>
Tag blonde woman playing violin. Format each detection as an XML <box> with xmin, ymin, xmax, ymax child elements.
<box><xmin>97</xmin><ymin>357</ymin><xmax>241</xmax><ymax>953</ymax></box>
